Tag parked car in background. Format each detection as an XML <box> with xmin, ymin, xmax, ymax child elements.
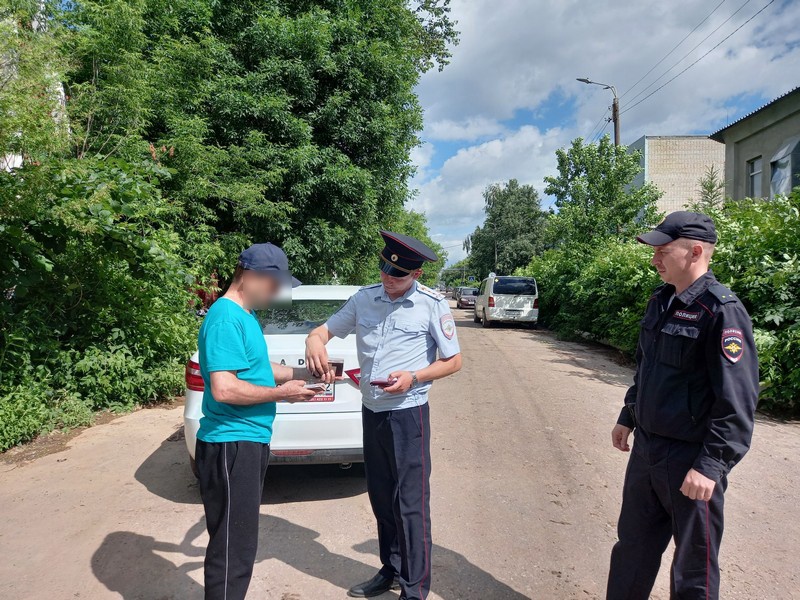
<box><xmin>184</xmin><ymin>285</ymin><xmax>364</xmax><ymax>472</ymax></box>
<box><xmin>474</xmin><ymin>275</ymin><xmax>539</xmax><ymax>328</ymax></box>
<box><xmin>456</xmin><ymin>287</ymin><xmax>478</xmax><ymax>309</ymax></box>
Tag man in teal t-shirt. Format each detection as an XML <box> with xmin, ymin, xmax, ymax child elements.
<box><xmin>198</xmin><ymin>298</ymin><xmax>279</xmax><ymax>443</ymax></box>
<box><xmin>195</xmin><ymin>243</ymin><xmax>328</xmax><ymax>600</ymax></box>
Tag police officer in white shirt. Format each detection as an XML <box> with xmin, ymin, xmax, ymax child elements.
<box><xmin>306</xmin><ymin>231</ymin><xmax>462</xmax><ymax>600</ymax></box>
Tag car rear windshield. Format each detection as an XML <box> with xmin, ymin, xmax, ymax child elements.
<box><xmin>259</xmin><ymin>300</ymin><xmax>347</xmax><ymax>334</ymax></box>
<box><xmin>492</xmin><ymin>277</ymin><xmax>537</xmax><ymax>295</ymax></box>
<box><xmin>462</xmin><ymin>288</ymin><xmax>478</xmax><ymax>296</ymax></box>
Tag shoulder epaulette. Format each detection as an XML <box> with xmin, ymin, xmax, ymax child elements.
<box><xmin>360</xmin><ymin>283</ymin><xmax>382</xmax><ymax>291</ymax></box>
<box><xmin>417</xmin><ymin>284</ymin><xmax>445</xmax><ymax>301</ymax></box>
<box><xmin>707</xmin><ymin>282</ymin><xmax>738</xmax><ymax>304</ymax></box>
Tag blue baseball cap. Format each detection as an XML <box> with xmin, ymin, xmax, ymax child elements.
<box><xmin>238</xmin><ymin>243</ymin><xmax>301</xmax><ymax>287</ymax></box>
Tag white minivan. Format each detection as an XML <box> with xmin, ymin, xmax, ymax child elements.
<box><xmin>183</xmin><ymin>285</ymin><xmax>364</xmax><ymax>472</ymax></box>
<box><xmin>474</xmin><ymin>275</ymin><xmax>539</xmax><ymax>327</ymax></box>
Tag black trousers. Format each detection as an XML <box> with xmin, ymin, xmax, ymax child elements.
<box><xmin>607</xmin><ymin>430</ymin><xmax>726</xmax><ymax>600</ymax></box>
<box><xmin>195</xmin><ymin>440</ymin><xmax>270</xmax><ymax>600</ymax></box>
<box><xmin>363</xmin><ymin>404</ymin><xmax>433</xmax><ymax>600</ymax></box>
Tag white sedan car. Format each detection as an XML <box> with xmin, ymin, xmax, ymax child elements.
<box><xmin>183</xmin><ymin>285</ymin><xmax>364</xmax><ymax>469</ymax></box>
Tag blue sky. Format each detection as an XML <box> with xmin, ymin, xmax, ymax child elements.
<box><xmin>408</xmin><ymin>0</ymin><xmax>800</xmax><ymax>264</ymax></box>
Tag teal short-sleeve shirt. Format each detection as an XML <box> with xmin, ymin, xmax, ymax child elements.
<box><xmin>197</xmin><ymin>297</ymin><xmax>277</xmax><ymax>443</ymax></box>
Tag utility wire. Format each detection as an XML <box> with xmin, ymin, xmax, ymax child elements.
<box><xmin>621</xmin><ymin>0</ymin><xmax>776</xmax><ymax>116</ymax></box>
<box><xmin>593</xmin><ymin>120</ymin><xmax>611</xmax><ymax>143</ymax></box>
<box><xmin>624</xmin><ymin>0</ymin><xmax>754</xmax><ymax>108</ymax></box>
<box><xmin>621</xmin><ymin>0</ymin><xmax>727</xmax><ymax>100</ymax></box>
<box><xmin>585</xmin><ymin>108</ymin><xmax>610</xmax><ymax>141</ymax></box>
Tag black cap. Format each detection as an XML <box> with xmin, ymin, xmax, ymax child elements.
<box><xmin>379</xmin><ymin>231</ymin><xmax>438</xmax><ymax>277</ymax></box>
<box><xmin>238</xmin><ymin>243</ymin><xmax>301</xmax><ymax>287</ymax></box>
<box><xmin>637</xmin><ymin>211</ymin><xmax>718</xmax><ymax>246</ymax></box>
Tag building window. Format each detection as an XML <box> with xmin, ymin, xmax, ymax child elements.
<box><xmin>747</xmin><ymin>157</ymin><xmax>762</xmax><ymax>197</ymax></box>
<box><xmin>770</xmin><ymin>136</ymin><xmax>800</xmax><ymax>198</ymax></box>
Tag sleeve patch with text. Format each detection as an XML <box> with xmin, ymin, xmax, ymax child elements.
<box><xmin>721</xmin><ymin>328</ymin><xmax>744</xmax><ymax>363</ymax></box>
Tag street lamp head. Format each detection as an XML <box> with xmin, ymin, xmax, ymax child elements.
<box><xmin>576</xmin><ymin>78</ymin><xmax>593</xmax><ymax>84</ymax></box>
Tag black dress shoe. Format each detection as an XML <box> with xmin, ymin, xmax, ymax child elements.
<box><xmin>347</xmin><ymin>572</ymin><xmax>400</xmax><ymax>597</ymax></box>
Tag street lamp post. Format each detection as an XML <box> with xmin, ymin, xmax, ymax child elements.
<box><xmin>577</xmin><ymin>77</ymin><xmax>620</xmax><ymax>146</ymax></box>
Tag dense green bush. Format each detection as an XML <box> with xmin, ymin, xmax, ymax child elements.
<box><xmin>705</xmin><ymin>193</ymin><xmax>800</xmax><ymax>413</ymax></box>
<box><xmin>0</xmin><ymin>159</ymin><xmax>198</xmax><ymax>451</ymax></box>
<box><xmin>520</xmin><ymin>190</ymin><xmax>800</xmax><ymax>415</ymax></box>
<box><xmin>519</xmin><ymin>240</ymin><xmax>658</xmax><ymax>354</ymax></box>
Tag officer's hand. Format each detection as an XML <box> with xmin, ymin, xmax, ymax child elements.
<box><xmin>383</xmin><ymin>371</ymin><xmax>413</xmax><ymax>394</ymax></box>
<box><xmin>307</xmin><ymin>367</ymin><xmax>338</xmax><ymax>385</ymax></box>
<box><xmin>281</xmin><ymin>380</ymin><xmax>319</xmax><ymax>404</ymax></box>
<box><xmin>305</xmin><ymin>334</ymin><xmax>331</xmax><ymax>379</ymax></box>
<box><xmin>611</xmin><ymin>424</ymin><xmax>632</xmax><ymax>452</ymax></box>
<box><xmin>680</xmin><ymin>468</ymin><xmax>716</xmax><ymax>502</ymax></box>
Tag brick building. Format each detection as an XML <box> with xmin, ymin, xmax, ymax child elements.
<box><xmin>628</xmin><ymin>135</ymin><xmax>726</xmax><ymax>214</ymax></box>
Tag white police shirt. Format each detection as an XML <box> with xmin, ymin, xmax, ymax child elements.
<box><xmin>324</xmin><ymin>281</ymin><xmax>461</xmax><ymax>412</ymax></box>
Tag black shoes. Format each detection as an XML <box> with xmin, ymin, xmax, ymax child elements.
<box><xmin>347</xmin><ymin>572</ymin><xmax>400</xmax><ymax>597</ymax></box>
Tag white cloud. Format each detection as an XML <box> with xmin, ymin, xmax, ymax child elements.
<box><xmin>409</xmin><ymin>125</ymin><xmax>564</xmax><ymax>264</ymax></box>
<box><xmin>419</xmin><ymin>0</ymin><xmax>800</xmax><ymax>133</ymax></box>
<box><xmin>425</xmin><ymin>116</ymin><xmax>507</xmax><ymax>141</ymax></box>
<box><xmin>409</xmin><ymin>141</ymin><xmax>435</xmax><ymax>186</ymax></box>
<box><xmin>410</xmin><ymin>0</ymin><xmax>800</xmax><ymax>265</ymax></box>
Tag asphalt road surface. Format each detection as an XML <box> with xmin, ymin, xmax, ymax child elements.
<box><xmin>1</xmin><ymin>305</ymin><xmax>798</xmax><ymax>599</ymax></box>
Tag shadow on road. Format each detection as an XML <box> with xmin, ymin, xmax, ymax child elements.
<box><xmin>351</xmin><ymin>539</ymin><xmax>530</xmax><ymax>599</ymax></box>
<box><xmin>263</xmin><ymin>463</ymin><xmax>367</xmax><ymax>504</ymax></box>
<box><xmin>134</xmin><ymin>432</ymin><xmax>367</xmax><ymax>505</ymax></box>
<box><xmin>92</xmin><ymin>515</ymin><xmax>376</xmax><ymax>599</ymax></box>
<box><xmin>92</xmin><ymin>516</ymin><xmax>529</xmax><ymax>600</ymax></box>
<box><xmin>92</xmin><ymin>520</ymin><xmax>206</xmax><ymax>599</ymax></box>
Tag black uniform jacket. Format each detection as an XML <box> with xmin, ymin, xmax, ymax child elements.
<box><xmin>617</xmin><ymin>271</ymin><xmax>759</xmax><ymax>481</ymax></box>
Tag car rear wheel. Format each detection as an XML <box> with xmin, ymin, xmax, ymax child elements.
<box><xmin>481</xmin><ymin>310</ymin><xmax>493</xmax><ymax>328</ymax></box>
<box><xmin>473</xmin><ymin>310</ymin><xmax>481</xmax><ymax>323</ymax></box>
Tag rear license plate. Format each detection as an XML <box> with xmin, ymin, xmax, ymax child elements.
<box><xmin>308</xmin><ymin>383</ymin><xmax>335</xmax><ymax>402</ymax></box>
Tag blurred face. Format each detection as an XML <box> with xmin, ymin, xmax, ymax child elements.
<box><xmin>650</xmin><ymin>239</ymin><xmax>698</xmax><ymax>285</ymax></box>
<box><xmin>380</xmin><ymin>269</ymin><xmax>421</xmax><ymax>298</ymax></box>
<box><xmin>240</xmin><ymin>270</ymin><xmax>281</xmax><ymax>309</ymax></box>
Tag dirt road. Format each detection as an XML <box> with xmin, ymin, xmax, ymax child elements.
<box><xmin>1</xmin><ymin>307</ymin><xmax>798</xmax><ymax>599</ymax></box>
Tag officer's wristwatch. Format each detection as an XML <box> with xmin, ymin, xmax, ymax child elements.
<box><xmin>410</xmin><ymin>371</ymin><xmax>418</xmax><ymax>388</ymax></box>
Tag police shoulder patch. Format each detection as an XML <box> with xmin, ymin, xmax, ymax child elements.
<box><xmin>721</xmin><ymin>328</ymin><xmax>744</xmax><ymax>363</ymax></box>
<box><xmin>440</xmin><ymin>314</ymin><xmax>455</xmax><ymax>340</ymax></box>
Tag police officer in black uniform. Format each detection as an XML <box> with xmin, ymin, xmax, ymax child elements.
<box><xmin>607</xmin><ymin>212</ymin><xmax>759</xmax><ymax>600</ymax></box>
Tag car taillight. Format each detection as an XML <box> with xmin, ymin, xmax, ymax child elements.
<box><xmin>533</xmin><ymin>298</ymin><xmax>539</xmax><ymax>309</ymax></box>
<box><xmin>185</xmin><ymin>359</ymin><xmax>205</xmax><ymax>392</ymax></box>
<box><xmin>488</xmin><ymin>296</ymin><xmax>495</xmax><ymax>308</ymax></box>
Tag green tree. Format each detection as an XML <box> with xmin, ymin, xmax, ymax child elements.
<box><xmin>694</xmin><ymin>164</ymin><xmax>726</xmax><ymax>209</ymax></box>
<box><xmin>0</xmin><ymin>0</ymin><xmax>69</xmax><ymax>164</ymax></box>
<box><xmin>441</xmin><ymin>257</ymin><xmax>477</xmax><ymax>288</ymax></box>
<box><xmin>543</xmin><ymin>135</ymin><xmax>662</xmax><ymax>247</ymax></box>
<box><xmin>465</xmin><ymin>179</ymin><xmax>547</xmax><ymax>278</ymax></box>
<box><xmin>60</xmin><ymin>0</ymin><xmax>458</xmax><ymax>284</ymax></box>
